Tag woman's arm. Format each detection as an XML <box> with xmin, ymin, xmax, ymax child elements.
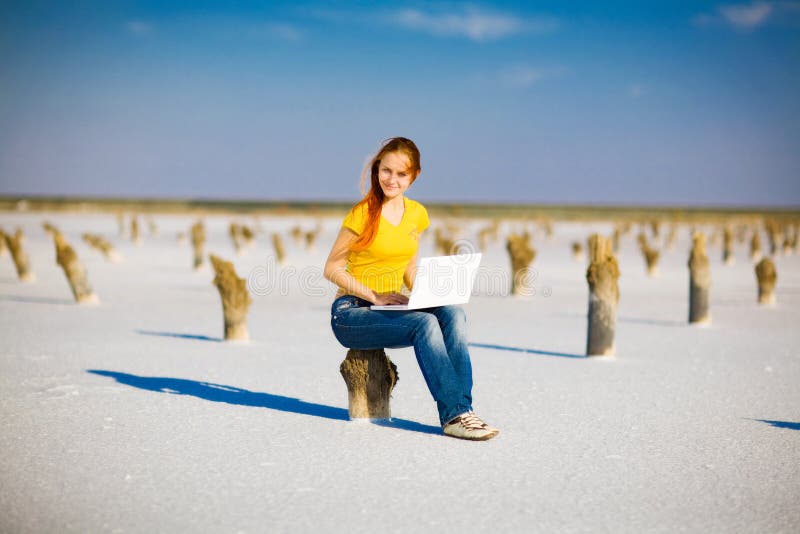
<box><xmin>403</xmin><ymin>251</ymin><xmax>419</xmax><ymax>291</ymax></box>
<box><xmin>323</xmin><ymin>227</ymin><xmax>408</xmax><ymax>305</ymax></box>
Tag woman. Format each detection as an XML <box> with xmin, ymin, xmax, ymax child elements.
<box><xmin>323</xmin><ymin>137</ymin><xmax>499</xmax><ymax>441</ymax></box>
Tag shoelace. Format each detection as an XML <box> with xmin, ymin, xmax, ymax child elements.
<box><xmin>459</xmin><ymin>412</ymin><xmax>488</xmax><ymax>431</ymax></box>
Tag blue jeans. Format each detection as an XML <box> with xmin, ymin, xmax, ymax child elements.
<box><xmin>330</xmin><ymin>295</ymin><xmax>474</xmax><ymax>426</ymax></box>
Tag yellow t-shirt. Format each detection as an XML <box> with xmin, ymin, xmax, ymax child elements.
<box><xmin>342</xmin><ymin>196</ymin><xmax>430</xmax><ymax>294</ymax></box>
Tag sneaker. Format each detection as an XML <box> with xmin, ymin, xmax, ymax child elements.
<box><xmin>468</xmin><ymin>411</ymin><xmax>500</xmax><ymax>433</ymax></box>
<box><xmin>442</xmin><ymin>412</ymin><xmax>500</xmax><ymax>441</ymax></box>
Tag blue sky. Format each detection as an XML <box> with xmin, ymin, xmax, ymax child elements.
<box><xmin>1</xmin><ymin>1</ymin><xmax>798</xmax><ymax>206</ymax></box>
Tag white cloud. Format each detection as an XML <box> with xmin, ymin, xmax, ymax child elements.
<box><xmin>250</xmin><ymin>22</ymin><xmax>304</xmax><ymax>42</ymax></box>
<box><xmin>693</xmin><ymin>1</ymin><xmax>800</xmax><ymax>30</ymax></box>
<box><xmin>307</xmin><ymin>5</ymin><xmax>556</xmax><ymax>42</ymax></box>
<box><xmin>125</xmin><ymin>20</ymin><xmax>153</xmax><ymax>36</ymax></box>
<box><xmin>719</xmin><ymin>1</ymin><xmax>773</xmax><ymax>28</ymax></box>
<box><xmin>389</xmin><ymin>6</ymin><xmax>557</xmax><ymax>41</ymax></box>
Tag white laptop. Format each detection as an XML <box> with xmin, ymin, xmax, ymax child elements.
<box><xmin>371</xmin><ymin>253</ymin><xmax>482</xmax><ymax>311</ymax></box>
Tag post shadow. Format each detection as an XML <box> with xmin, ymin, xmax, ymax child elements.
<box><xmin>0</xmin><ymin>295</ymin><xmax>75</xmax><ymax>305</ymax></box>
<box><xmin>750</xmin><ymin>419</ymin><xmax>800</xmax><ymax>431</ymax></box>
<box><xmin>135</xmin><ymin>330</ymin><xmax>223</xmax><ymax>342</ymax></box>
<box><xmin>468</xmin><ymin>342</ymin><xmax>584</xmax><ymax>359</ymax></box>
<box><xmin>87</xmin><ymin>370</ymin><xmax>441</xmax><ymax>436</ymax></box>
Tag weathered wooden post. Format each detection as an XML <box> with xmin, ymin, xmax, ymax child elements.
<box><xmin>209</xmin><ymin>254</ymin><xmax>252</xmax><ymax>341</ymax></box>
<box><xmin>571</xmin><ymin>241</ymin><xmax>584</xmax><ymax>262</ymax></box>
<box><xmin>130</xmin><ymin>216</ymin><xmax>141</xmax><ymax>246</ymax></box>
<box><xmin>750</xmin><ymin>230</ymin><xmax>762</xmax><ymax>262</ymax></box>
<box><xmin>271</xmin><ymin>232</ymin><xmax>286</xmax><ymax>265</ymax></box>
<box><xmin>665</xmin><ymin>224</ymin><xmax>678</xmax><ymax>251</ymax></box>
<box><xmin>54</xmin><ymin>234</ymin><xmax>99</xmax><ymax>304</ymax></box>
<box><xmin>765</xmin><ymin>220</ymin><xmax>781</xmax><ymax>256</ymax></box>
<box><xmin>586</xmin><ymin>234</ymin><xmax>619</xmax><ymax>356</ymax></box>
<box><xmin>755</xmin><ymin>258</ymin><xmax>777</xmax><ymax>306</ymax></box>
<box><xmin>241</xmin><ymin>225</ymin><xmax>255</xmax><ymax>249</ymax></box>
<box><xmin>783</xmin><ymin>224</ymin><xmax>796</xmax><ymax>256</ymax></box>
<box><xmin>340</xmin><ymin>349</ymin><xmax>398</xmax><ymax>420</ymax></box>
<box><xmin>116</xmin><ymin>213</ymin><xmax>126</xmax><ymax>237</ymax></box>
<box><xmin>82</xmin><ymin>233</ymin><xmax>121</xmax><ymax>262</ymax></box>
<box><xmin>191</xmin><ymin>221</ymin><xmax>205</xmax><ymax>270</ymax></box>
<box><xmin>722</xmin><ymin>226</ymin><xmax>735</xmax><ymax>265</ymax></box>
<box><xmin>688</xmin><ymin>232</ymin><xmax>712</xmax><ymax>325</ymax></box>
<box><xmin>506</xmin><ymin>232</ymin><xmax>536</xmax><ymax>295</ymax></box>
<box><xmin>229</xmin><ymin>223</ymin><xmax>243</xmax><ymax>255</ymax></box>
<box><xmin>290</xmin><ymin>225</ymin><xmax>304</xmax><ymax>246</ymax></box>
<box><xmin>4</xmin><ymin>229</ymin><xmax>35</xmax><ymax>282</ymax></box>
<box><xmin>305</xmin><ymin>226</ymin><xmax>321</xmax><ymax>251</ymax></box>
<box><xmin>637</xmin><ymin>233</ymin><xmax>660</xmax><ymax>277</ymax></box>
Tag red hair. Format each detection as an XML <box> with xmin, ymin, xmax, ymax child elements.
<box><xmin>349</xmin><ymin>137</ymin><xmax>421</xmax><ymax>252</ymax></box>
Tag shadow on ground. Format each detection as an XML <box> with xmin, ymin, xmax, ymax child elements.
<box><xmin>469</xmin><ymin>342</ymin><xmax>584</xmax><ymax>359</ymax></box>
<box><xmin>87</xmin><ymin>370</ymin><xmax>442</xmax><ymax>436</ymax></box>
<box><xmin>0</xmin><ymin>295</ymin><xmax>74</xmax><ymax>305</ymax></box>
<box><xmin>136</xmin><ymin>330</ymin><xmax>223</xmax><ymax>342</ymax></box>
<box><xmin>751</xmin><ymin>419</ymin><xmax>800</xmax><ymax>431</ymax></box>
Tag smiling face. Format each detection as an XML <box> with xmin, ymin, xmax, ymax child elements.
<box><xmin>377</xmin><ymin>151</ymin><xmax>417</xmax><ymax>200</ymax></box>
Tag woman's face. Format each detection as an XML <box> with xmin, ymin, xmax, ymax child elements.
<box><xmin>378</xmin><ymin>151</ymin><xmax>416</xmax><ymax>200</ymax></box>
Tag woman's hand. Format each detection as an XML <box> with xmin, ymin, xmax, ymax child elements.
<box><xmin>372</xmin><ymin>292</ymin><xmax>409</xmax><ymax>306</ymax></box>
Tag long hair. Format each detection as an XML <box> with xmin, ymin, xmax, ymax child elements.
<box><xmin>349</xmin><ymin>137</ymin><xmax>421</xmax><ymax>252</ymax></box>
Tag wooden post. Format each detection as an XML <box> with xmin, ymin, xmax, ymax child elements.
<box><xmin>688</xmin><ymin>232</ymin><xmax>712</xmax><ymax>325</ymax></box>
<box><xmin>586</xmin><ymin>234</ymin><xmax>619</xmax><ymax>356</ymax></box>
<box><xmin>722</xmin><ymin>226</ymin><xmax>734</xmax><ymax>265</ymax></box>
<box><xmin>637</xmin><ymin>233</ymin><xmax>660</xmax><ymax>277</ymax></box>
<box><xmin>55</xmin><ymin>234</ymin><xmax>98</xmax><ymax>304</ymax></box>
<box><xmin>755</xmin><ymin>258</ymin><xmax>777</xmax><ymax>306</ymax></box>
<box><xmin>191</xmin><ymin>221</ymin><xmax>205</xmax><ymax>270</ymax></box>
<box><xmin>571</xmin><ymin>241</ymin><xmax>584</xmax><ymax>262</ymax></box>
<box><xmin>229</xmin><ymin>223</ymin><xmax>243</xmax><ymax>255</ymax></box>
<box><xmin>506</xmin><ymin>232</ymin><xmax>536</xmax><ymax>295</ymax></box>
<box><xmin>665</xmin><ymin>224</ymin><xmax>677</xmax><ymax>251</ymax></box>
<box><xmin>750</xmin><ymin>230</ymin><xmax>762</xmax><ymax>262</ymax></box>
<box><xmin>271</xmin><ymin>233</ymin><xmax>286</xmax><ymax>265</ymax></box>
<box><xmin>82</xmin><ymin>233</ymin><xmax>121</xmax><ymax>262</ymax></box>
<box><xmin>209</xmin><ymin>254</ymin><xmax>252</xmax><ymax>341</ymax></box>
<box><xmin>4</xmin><ymin>229</ymin><xmax>35</xmax><ymax>282</ymax></box>
<box><xmin>130</xmin><ymin>216</ymin><xmax>141</xmax><ymax>246</ymax></box>
<box><xmin>0</xmin><ymin>229</ymin><xmax>6</xmax><ymax>257</ymax></box>
<box><xmin>340</xmin><ymin>349</ymin><xmax>398</xmax><ymax>420</ymax></box>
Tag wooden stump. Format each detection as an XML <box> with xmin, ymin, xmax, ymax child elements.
<box><xmin>82</xmin><ymin>233</ymin><xmax>121</xmax><ymax>262</ymax></box>
<box><xmin>571</xmin><ymin>241</ymin><xmax>584</xmax><ymax>262</ymax></box>
<box><xmin>4</xmin><ymin>229</ymin><xmax>35</xmax><ymax>282</ymax></box>
<box><xmin>271</xmin><ymin>233</ymin><xmax>286</xmax><ymax>265</ymax></box>
<box><xmin>688</xmin><ymin>232</ymin><xmax>712</xmax><ymax>325</ymax></box>
<box><xmin>55</xmin><ymin>234</ymin><xmax>98</xmax><ymax>304</ymax></box>
<box><xmin>209</xmin><ymin>254</ymin><xmax>252</xmax><ymax>341</ymax></box>
<box><xmin>340</xmin><ymin>349</ymin><xmax>398</xmax><ymax>420</ymax></box>
<box><xmin>130</xmin><ymin>216</ymin><xmax>141</xmax><ymax>246</ymax></box>
<box><xmin>755</xmin><ymin>258</ymin><xmax>777</xmax><ymax>306</ymax></box>
<box><xmin>506</xmin><ymin>232</ymin><xmax>536</xmax><ymax>295</ymax></box>
<box><xmin>637</xmin><ymin>233</ymin><xmax>660</xmax><ymax>277</ymax></box>
<box><xmin>191</xmin><ymin>221</ymin><xmax>206</xmax><ymax>270</ymax></box>
<box><xmin>722</xmin><ymin>227</ymin><xmax>734</xmax><ymax>265</ymax></box>
<box><xmin>750</xmin><ymin>231</ymin><xmax>762</xmax><ymax>262</ymax></box>
<box><xmin>586</xmin><ymin>234</ymin><xmax>620</xmax><ymax>356</ymax></box>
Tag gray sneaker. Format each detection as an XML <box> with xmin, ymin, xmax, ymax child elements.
<box><xmin>442</xmin><ymin>412</ymin><xmax>500</xmax><ymax>441</ymax></box>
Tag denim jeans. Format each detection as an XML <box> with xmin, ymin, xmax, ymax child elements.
<box><xmin>330</xmin><ymin>294</ymin><xmax>474</xmax><ymax>426</ymax></box>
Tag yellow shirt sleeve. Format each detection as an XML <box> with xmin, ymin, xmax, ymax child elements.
<box><xmin>417</xmin><ymin>204</ymin><xmax>430</xmax><ymax>233</ymax></box>
<box><xmin>342</xmin><ymin>203</ymin><xmax>367</xmax><ymax>234</ymax></box>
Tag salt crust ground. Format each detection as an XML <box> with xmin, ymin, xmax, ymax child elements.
<box><xmin>1</xmin><ymin>212</ymin><xmax>798</xmax><ymax>533</ymax></box>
